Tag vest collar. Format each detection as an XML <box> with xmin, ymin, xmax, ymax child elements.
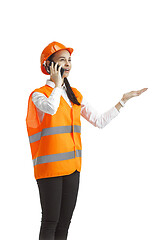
<box><xmin>45</xmin><ymin>79</ymin><xmax>74</xmax><ymax>108</ymax></box>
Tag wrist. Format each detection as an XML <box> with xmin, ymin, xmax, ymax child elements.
<box><xmin>121</xmin><ymin>97</ymin><xmax>128</xmax><ymax>104</ymax></box>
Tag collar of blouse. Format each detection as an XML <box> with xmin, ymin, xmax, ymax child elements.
<box><xmin>46</xmin><ymin>79</ymin><xmax>66</xmax><ymax>90</ymax></box>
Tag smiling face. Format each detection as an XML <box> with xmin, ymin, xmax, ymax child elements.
<box><xmin>46</xmin><ymin>49</ymin><xmax>72</xmax><ymax>79</ymax></box>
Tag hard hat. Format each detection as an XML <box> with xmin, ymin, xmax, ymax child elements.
<box><xmin>40</xmin><ymin>41</ymin><xmax>74</xmax><ymax>75</ymax></box>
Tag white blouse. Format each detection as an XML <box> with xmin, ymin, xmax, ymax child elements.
<box><xmin>31</xmin><ymin>79</ymin><xmax>120</xmax><ymax>129</ymax></box>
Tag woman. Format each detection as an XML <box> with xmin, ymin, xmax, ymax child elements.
<box><xmin>26</xmin><ymin>41</ymin><xmax>147</xmax><ymax>240</ymax></box>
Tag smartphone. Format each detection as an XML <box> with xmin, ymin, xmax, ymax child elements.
<box><xmin>45</xmin><ymin>60</ymin><xmax>65</xmax><ymax>77</ymax></box>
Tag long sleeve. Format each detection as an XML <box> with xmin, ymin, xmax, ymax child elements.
<box><xmin>32</xmin><ymin>87</ymin><xmax>63</xmax><ymax>116</ymax></box>
<box><xmin>81</xmin><ymin>96</ymin><xmax>120</xmax><ymax>129</ymax></box>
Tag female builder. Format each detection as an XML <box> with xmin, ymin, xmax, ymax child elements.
<box><xmin>26</xmin><ymin>41</ymin><xmax>147</xmax><ymax>240</ymax></box>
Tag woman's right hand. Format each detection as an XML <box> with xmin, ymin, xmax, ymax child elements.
<box><xmin>50</xmin><ymin>62</ymin><xmax>63</xmax><ymax>88</ymax></box>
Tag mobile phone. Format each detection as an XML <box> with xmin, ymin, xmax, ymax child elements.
<box><xmin>45</xmin><ymin>60</ymin><xmax>65</xmax><ymax>77</ymax></box>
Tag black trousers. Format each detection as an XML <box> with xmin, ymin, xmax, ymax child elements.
<box><xmin>36</xmin><ymin>170</ymin><xmax>80</xmax><ymax>240</ymax></box>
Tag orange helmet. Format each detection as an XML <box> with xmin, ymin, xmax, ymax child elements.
<box><xmin>40</xmin><ymin>41</ymin><xmax>74</xmax><ymax>75</ymax></box>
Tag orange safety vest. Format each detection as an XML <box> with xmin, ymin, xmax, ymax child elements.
<box><xmin>26</xmin><ymin>84</ymin><xmax>83</xmax><ymax>180</ymax></box>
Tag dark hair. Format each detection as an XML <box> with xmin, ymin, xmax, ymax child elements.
<box><xmin>47</xmin><ymin>53</ymin><xmax>80</xmax><ymax>106</ymax></box>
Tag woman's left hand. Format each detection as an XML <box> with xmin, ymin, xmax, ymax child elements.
<box><xmin>122</xmin><ymin>88</ymin><xmax>148</xmax><ymax>103</ymax></box>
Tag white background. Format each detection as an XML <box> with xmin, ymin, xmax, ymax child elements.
<box><xmin>0</xmin><ymin>0</ymin><xmax>160</xmax><ymax>239</ymax></box>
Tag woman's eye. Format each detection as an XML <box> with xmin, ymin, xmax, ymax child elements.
<box><xmin>60</xmin><ymin>59</ymin><xmax>71</xmax><ymax>62</ymax></box>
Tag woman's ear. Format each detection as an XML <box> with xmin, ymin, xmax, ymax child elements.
<box><xmin>46</xmin><ymin>60</ymin><xmax>50</xmax><ymax>66</ymax></box>
<box><xmin>43</xmin><ymin>60</ymin><xmax>50</xmax><ymax>74</ymax></box>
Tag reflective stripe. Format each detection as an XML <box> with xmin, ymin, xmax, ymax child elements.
<box><xmin>76</xmin><ymin>149</ymin><xmax>82</xmax><ymax>158</ymax></box>
<box><xmin>42</xmin><ymin>125</ymin><xmax>73</xmax><ymax>137</ymax></box>
<box><xmin>33</xmin><ymin>149</ymin><xmax>82</xmax><ymax>166</ymax></box>
<box><xmin>29</xmin><ymin>125</ymin><xmax>81</xmax><ymax>144</ymax></box>
<box><xmin>74</xmin><ymin>125</ymin><xmax>81</xmax><ymax>133</ymax></box>
<box><xmin>29</xmin><ymin>132</ymin><xmax>42</xmax><ymax>144</ymax></box>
